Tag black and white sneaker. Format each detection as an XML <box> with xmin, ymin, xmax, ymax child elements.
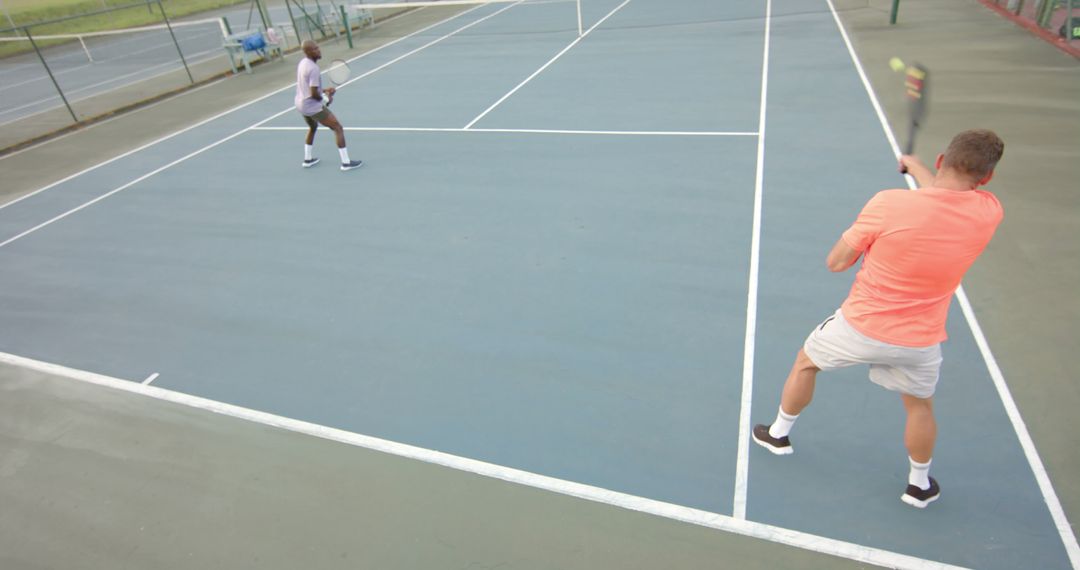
<box><xmin>340</xmin><ymin>159</ymin><xmax>363</xmax><ymax>171</ymax></box>
<box><xmin>752</xmin><ymin>423</ymin><xmax>793</xmax><ymax>455</ymax></box>
<box><xmin>302</xmin><ymin>158</ymin><xmax>320</xmax><ymax>168</ymax></box>
<box><xmin>901</xmin><ymin>477</ymin><xmax>941</xmax><ymax>508</ymax></box>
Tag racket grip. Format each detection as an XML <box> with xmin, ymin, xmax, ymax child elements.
<box><xmin>901</xmin><ymin>135</ymin><xmax>915</xmax><ymax>174</ymax></box>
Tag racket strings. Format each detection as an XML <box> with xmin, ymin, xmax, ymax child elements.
<box><xmin>327</xmin><ymin>59</ymin><xmax>352</xmax><ymax>85</ymax></box>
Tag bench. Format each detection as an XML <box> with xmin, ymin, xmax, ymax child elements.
<box><xmin>353</xmin><ymin>8</ymin><xmax>374</xmax><ymax>28</ymax></box>
<box><xmin>223</xmin><ymin>29</ymin><xmax>283</xmax><ymax>75</ymax></box>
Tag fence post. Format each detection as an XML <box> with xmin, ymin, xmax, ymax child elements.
<box><xmin>25</xmin><ymin>27</ymin><xmax>78</xmax><ymax>123</ymax></box>
<box><xmin>156</xmin><ymin>0</ymin><xmax>194</xmax><ymax>84</ymax></box>
<box><xmin>341</xmin><ymin>5</ymin><xmax>352</xmax><ymax>49</ymax></box>
<box><xmin>890</xmin><ymin>0</ymin><xmax>901</xmax><ymax>24</ymax></box>
<box><xmin>285</xmin><ymin>0</ymin><xmax>303</xmax><ymax>47</ymax></box>
<box><xmin>255</xmin><ymin>0</ymin><xmax>272</xmax><ymax>31</ymax></box>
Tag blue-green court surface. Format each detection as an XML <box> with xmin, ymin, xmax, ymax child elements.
<box><xmin>0</xmin><ymin>1</ymin><xmax>1075</xmax><ymax>568</ymax></box>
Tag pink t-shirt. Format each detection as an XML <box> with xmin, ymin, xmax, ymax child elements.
<box><xmin>840</xmin><ymin>187</ymin><xmax>1003</xmax><ymax>347</ymax></box>
<box><xmin>295</xmin><ymin>58</ymin><xmax>323</xmax><ymax>116</ymax></box>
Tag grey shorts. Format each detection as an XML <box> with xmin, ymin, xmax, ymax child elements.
<box><xmin>803</xmin><ymin>309</ymin><xmax>943</xmax><ymax>399</ymax></box>
<box><xmin>303</xmin><ymin>107</ymin><xmax>330</xmax><ymax>123</ymax></box>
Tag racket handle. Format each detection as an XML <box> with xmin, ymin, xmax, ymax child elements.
<box><xmin>901</xmin><ymin>129</ymin><xmax>916</xmax><ymax>174</ymax></box>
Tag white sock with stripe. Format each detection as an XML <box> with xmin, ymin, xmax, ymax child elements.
<box><xmin>768</xmin><ymin>406</ymin><xmax>799</xmax><ymax>439</ymax></box>
<box><xmin>338</xmin><ymin>147</ymin><xmax>350</xmax><ymax>163</ymax></box>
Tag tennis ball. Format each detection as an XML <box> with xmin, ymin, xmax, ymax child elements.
<box><xmin>889</xmin><ymin>57</ymin><xmax>906</xmax><ymax>72</ymax></box>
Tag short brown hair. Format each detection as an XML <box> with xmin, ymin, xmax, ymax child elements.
<box><xmin>941</xmin><ymin>129</ymin><xmax>1004</xmax><ymax>181</ymax></box>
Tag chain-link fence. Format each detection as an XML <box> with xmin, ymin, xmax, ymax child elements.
<box><xmin>0</xmin><ymin>0</ymin><xmax>373</xmax><ymax>152</ymax></box>
<box><xmin>983</xmin><ymin>0</ymin><xmax>1080</xmax><ymax>55</ymax></box>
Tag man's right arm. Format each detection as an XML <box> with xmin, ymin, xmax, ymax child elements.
<box><xmin>831</xmin><ymin>191</ymin><xmax>888</xmax><ymax>272</ymax></box>
<box><xmin>899</xmin><ymin>155</ymin><xmax>934</xmax><ymax>188</ymax></box>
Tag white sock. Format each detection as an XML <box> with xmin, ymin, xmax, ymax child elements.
<box><xmin>768</xmin><ymin>406</ymin><xmax>799</xmax><ymax>439</ymax></box>
<box><xmin>908</xmin><ymin>457</ymin><xmax>931</xmax><ymax>490</ymax></box>
<box><xmin>338</xmin><ymin>147</ymin><xmax>350</xmax><ymax>163</ymax></box>
<box><xmin>304</xmin><ymin>144</ymin><xmax>313</xmax><ymax>160</ymax></box>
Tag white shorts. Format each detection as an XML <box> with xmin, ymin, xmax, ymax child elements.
<box><xmin>802</xmin><ymin>309</ymin><xmax>943</xmax><ymax>399</ymax></box>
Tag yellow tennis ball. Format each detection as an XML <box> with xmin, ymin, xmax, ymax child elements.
<box><xmin>889</xmin><ymin>57</ymin><xmax>906</xmax><ymax>72</ymax></box>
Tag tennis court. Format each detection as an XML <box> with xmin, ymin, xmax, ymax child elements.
<box><xmin>1</xmin><ymin>1</ymin><xmax>1077</xmax><ymax>568</ymax></box>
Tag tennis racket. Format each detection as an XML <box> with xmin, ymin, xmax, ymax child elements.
<box><xmin>900</xmin><ymin>63</ymin><xmax>929</xmax><ymax>174</ymax></box>
<box><xmin>326</xmin><ymin>58</ymin><xmax>352</xmax><ymax>86</ymax></box>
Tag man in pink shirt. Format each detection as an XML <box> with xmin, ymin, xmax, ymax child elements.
<box><xmin>295</xmin><ymin>40</ymin><xmax>362</xmax><ymax>171</ymax></box>
<box><xmin>753</xmin><ymin>130</ymin><xmax>1005</xmax><ymax>508</ymax></box>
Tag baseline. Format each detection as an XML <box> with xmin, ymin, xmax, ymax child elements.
<box><xmin>249</xmin><ymin>126</ymin><xmax>757</xmax><ymax>136</ymax></box>
<box><xmin>0</xmin><ymin>350</ymin><xmax>969</xmax><ymax>570</ymax></box>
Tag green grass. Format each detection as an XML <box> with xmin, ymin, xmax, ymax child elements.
<box><xmin>0</xmin><ymin>0</ymin><xmax>248</xmax><ymax>57</ymax></box>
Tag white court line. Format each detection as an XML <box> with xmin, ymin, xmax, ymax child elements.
<box><xmin>0</xmin><ymin>4</ymin><xmax>987</xmax><ymax>568</ymax></box>
<box><xmin>0</xmin><ymin>48</ymin><xmax>225</xmax><ymax>126</ymax></box>
<box><xmin>462</xmin><ymin>0</ymin><xmax>631</xmax><ymax>129</ymax></box>
<box><xmin>0</xmin><ymin>76</ymin><xmax>226</xmax><ymax>163</ymax></box>
<box><xmin>733</xmin><ymin>0</ymin><xmax>771</xmax><ymax>522</ymax></box>
<box><xmin>0</xmin><ymin>5</ymin><xmax>503</xmax><ymax>249</ymax></box>
<box><xmin>0</xmin><ymin>350</ymin><xmax>969</xmax><ymax>570</ymax></box>
<box><xmin>0</xmin><ymin>27</ymin><xmax>222</xmax><ymax>95</ymax></box>
<box><xmin>141</xmin><ymin>372</ymin><xmax>160</xmax><ymax>385</ymax></box>
<box><xmin>0</xmin><ymin>5</ymin><xmax>488</xmax><ymax>211</ymax></box>
<box><xmin>0</xmin><ymin>109</ymin><xmax>285</xmax><ymax>249</ymax></box>
<box><xmin>825</xmin><ymin>1</ymin><xmax>1080</xmax><ymax>567</ymax></box>
<box><xmin>250</xmin><ymin>126</ymin><xmax>757</xmax><ymax>136</ymax></box>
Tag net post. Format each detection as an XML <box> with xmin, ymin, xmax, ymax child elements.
<box><xmin>576</xmin><ymin>0</ymin><xmax>583</xmax><ymax>36</ymax></box>
<box><xmin>25</xmin><ymin>27</ymin><xmax>78</xmax><ymax>123</ymax></box>
<box><xmin>155</xmin><ymin>0</ymin><xmax>194</xmax><ymax>84</ymax></box>
<box><xmin>889</xmin><ymin>0</ymin><xmax>900</xmax><ymax>24</ymax></box>
<box><xmin>341</xmin><ymin>5</ymin><xmax>353</xmax><ymax>49</ymax></box>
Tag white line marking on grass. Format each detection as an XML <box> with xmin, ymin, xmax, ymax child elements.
<box><xmin>0</xmin><ymin>350</ymin><xmax>970</xmax><ymax>570</ymax></box>
<box><xmin>825</xmin><ymin>1</ymin><xmax>1079</xmax><ymax>566</ymax></box>
<box><xmin>733</xmin><ymin>0</ymin><xmax>771</xmax><ymax>522</ymax></box>
<box><xmin>141</xmin><ymin>373</ymin><xmax>160</xmax><ymax>385</ymax></box>
<box><xmin>250</xmin><ymin>126</ymin><xmax>758</xmax><ymax>136</ymax></box>
<box><xmin>462</xmin><ymin>0</ymin><xmax>632</xmax><ymax>130</ymax></box>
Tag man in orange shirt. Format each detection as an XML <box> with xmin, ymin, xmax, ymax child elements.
<box><xmin>752</xmin><ymin>130</ymin><xmax>1005</xmax><ymax>508</ymax></box>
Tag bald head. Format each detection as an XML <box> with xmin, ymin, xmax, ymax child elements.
<box><xmin>302</xmin><ymin>40</ymin><xmax>321</xmax><ymax>61</ymax></box>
